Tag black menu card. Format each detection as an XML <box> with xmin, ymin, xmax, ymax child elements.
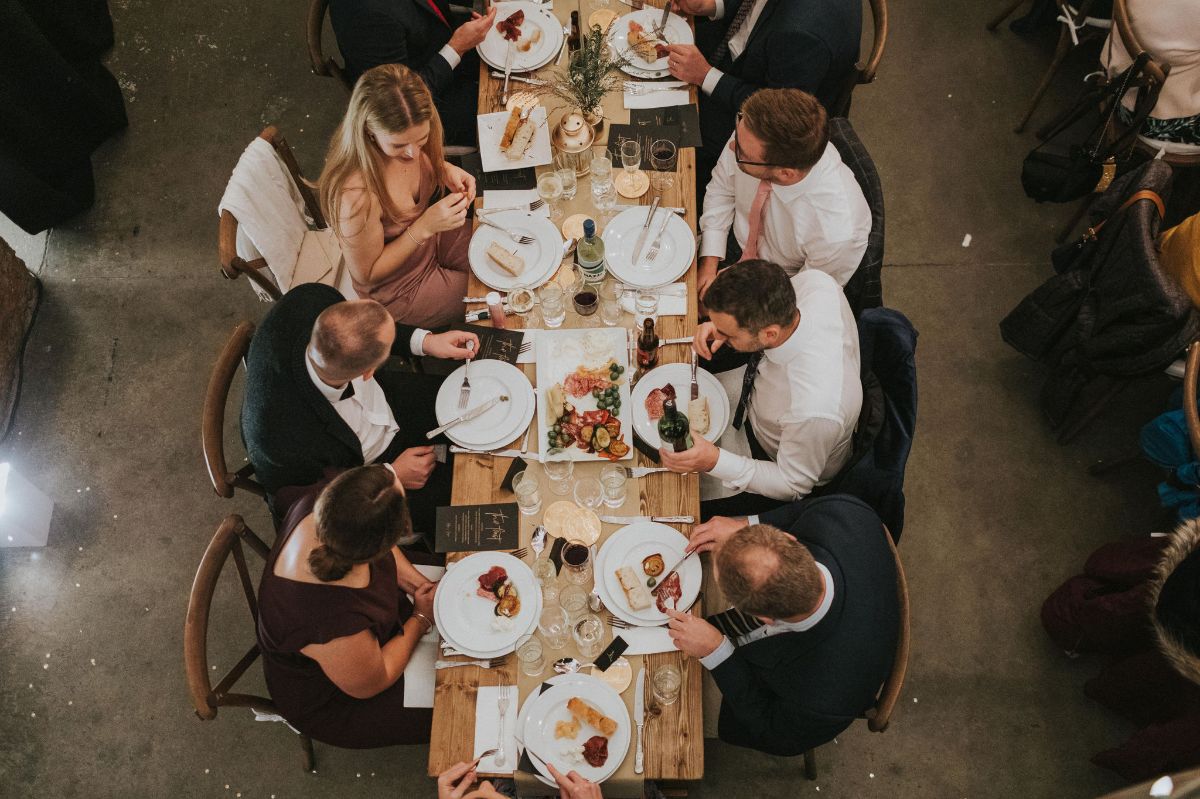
<box><xmin>420</xmin><ymin>324</ymin><xmax>526</xmax><ymax>376</ymax></box>
<box><xmin>434</xmin><ymin>502</ymin><xmax>520</xmax><ymax>552</ymax></box>
<box><xmin>460</xmin><ymin>151</ymin><xmax>538</xmax><ymax>192</ymax></box>
<box><xmin>629</xmin><ymin>105</ymin><xmax>703</xmax><ymax>148</ymax></box>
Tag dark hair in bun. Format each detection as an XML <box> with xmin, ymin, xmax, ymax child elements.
<box><xmin>309</xmin><ymin>465</ymin><xmax>411</xmax><ymax>582</ymax></box>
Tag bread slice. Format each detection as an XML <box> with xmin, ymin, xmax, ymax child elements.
<box><xmin>486</xmin><ymin>241</ymin><xmax>525</xmax><ymax>276</ymax></box>
<box><xmin>616</xmin><ymin>565</ymin><xmax>653</xmax><ymax>611</ymax></box>
<box><xmin>504</xmin><ymin>115</ymin><xmax>536</xmax><ymax>160</ymax></box>
<box><xmin>499</xmin><ymin>108</ymin><xmax>522</xmax><ymax>150</ymax></box>
<box><xmin>568</xmin><ymin>697</ymin><xmax>618</xmax><ymax>736</ymax></box>
<box><xmin>688</xmin><ymin>395</ymin><xmax>710</xmax><ymax>436</ymax></box>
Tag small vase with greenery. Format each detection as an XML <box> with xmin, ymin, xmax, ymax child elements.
<box><xmin>538</xmin><ymin>25</ymin><xmax>628</xmax><ymax>123</ymax></box>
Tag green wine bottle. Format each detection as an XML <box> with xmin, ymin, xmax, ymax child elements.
<box><xmin>575</xmin><ymin>218</ymin><xmax>606</xmax><ymax>283</ymax></box>
<box><xmin>657</xmin><ymin>398</ymin><xmax>693</xmax><ymax>452</ymax></box>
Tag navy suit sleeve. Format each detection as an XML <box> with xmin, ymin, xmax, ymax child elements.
<box><xmin>758</xmin><ymin>500</ymin><xmax>806</xmax><ymax>531</ymax></box>
<box><xmin>709</xmin><ymin>30</ymin><xmax>832</xmax><ymax>113</ymax></box>
<box><xmin>391</xmin><ymin>322</ymin><xmax>420</xmax><ymax>355</ymax></box>
<box><xmin>338</xmin><ymin>7</ymin><xmax>454</xmax><ymax>96</ymax></box>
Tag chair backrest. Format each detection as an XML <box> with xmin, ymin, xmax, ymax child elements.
<box><xmin>184</xmin><ymin>514</ymin><xmax>274</xmax><ymax>721</ymax></box>
<box><xmin>865</xmin><ymin>523</ymin><xmax>910</xmax><ymax>732</ymax></box>
<box><xmin>828</xmin><ymin>117</ymin><xmax>885</xmax><ymax>315</ymax></box>
<box><xmin>219</xmin><ymin>126</ymin><xmax>326</xmax><ymax>298</ymax></box>
<box><xmin>202</xmin><ymin>321</ymin><xmax>265</xmax><ymax>499</ymax></box>
<box><xmin>829</xmin><ymin>0</ymin><xmax>889</xmax><ymax>117</ymax></box>
<box><xmin>307</xmin><ymin>0</ymin><xmax>353</xmax><ymax>91</ymax></box>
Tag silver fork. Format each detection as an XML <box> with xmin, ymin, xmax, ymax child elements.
<box><xmin>624</xmin><ymin>83</ymin><xmax>684</xmax><ymax>95</ymax></box>
<box><xmin>477</xmin><ymin>215</ymin><xmax>535</xmax><ymax>245</ymax></box>
<box><xmin>606</xmin><ymin>613</ymin><xmax>632</xmax><ymax>629</ymax></box>
<box><xmin>482</xmin><ymin>199</ymin><xmax>546</xmax><ymax>213</ymax></box>
<box><xmin>518</xmin><ymin>341</ymin><xmax>533</xmax><ymax>358</ymax></box>
<box><xmin>643</xmin><ymin>210</ymin><xmax>674</xmax><ymax>264</ymax></box>
<box><xmin>434</xmin><ymin>656</ymin><xmax>508</xmax><ymax>669</ymax></box>
<box><xmin>510</xmin><ymin>546</ymin><xmax>530</xmax><ymax>560</ymax></box>
<box><xmin>458</xmin><ymin>340</ymin><xmax>475</xmax><ymax>408</ymax></box>
<box><xmin>495</xmin><ymin>683</ymin><xmax>512</xmax><ymax>767</ymax></box>
<box><xmin>556</xmin><ymin>24</ymin><xmax>571</xmax><ymax>65</ymax></box>
<box><xmin>622</xmin><ymin>466</ymin><xmax>669</xmax><ymax>478</ymax></box>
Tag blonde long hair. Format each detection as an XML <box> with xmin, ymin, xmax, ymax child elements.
<box><xmin>317</xmin><ymin>64</ymin><xmax>448</xmax><ymax>239</ymax></box>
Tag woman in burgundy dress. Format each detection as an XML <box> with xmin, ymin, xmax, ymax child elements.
<box><xmin>257</xmin><ymin>464</ymin><xmax>438</xmax><ymax>747</ymax></box>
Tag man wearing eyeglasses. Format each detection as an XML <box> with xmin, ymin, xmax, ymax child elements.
<box><xmin>696</xmin><ymin>88</ymin><xmax>870</xmax><ymax>298</ymax></box>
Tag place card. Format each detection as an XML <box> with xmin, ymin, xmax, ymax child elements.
<box><xmin>418</xmin><ymin>324</ymin><xmax>527</xmax><ymax>376</ymax></box>
<box><xmin>499</xmin><ymin>456</ymin><xmax>528</xmax><ymax>493</ymax></box>
<box><xmin>460</xmin><ymin>151</ymin><xmax>538</xmax><ymax>192</ymax></box>
<box><xmin>629</xmin><ymin>105</ymin><xmax>702</xmax><ymax>148</ymax></box>
<box><xmin>593</xmin><ymin>636</ymin><xmax>629</xmax><ymax>672</ymax></box>
<box><xmin>434</xmin><ymin>502</ymin><xmax>520</xmax><ymax>552</ymax></box>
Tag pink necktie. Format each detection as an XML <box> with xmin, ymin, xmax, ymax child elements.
<box><xmin>739</xmin><ymin>179</ymin><xmax>773</xmax><ymax>261</ymax></box>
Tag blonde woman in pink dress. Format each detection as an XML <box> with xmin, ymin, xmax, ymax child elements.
<box><xmin>318</xmin><ymin>63</ymin><xmax>477</xmax><ymax>328</ymax></box>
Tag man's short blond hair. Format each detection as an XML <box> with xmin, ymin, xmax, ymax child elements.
<box><xmin>310</xmin><ymin>300</ymin><xmax>392</xmax><ymax>380</ymax></box>
<box><xmin>741</xmin><ymin>88</ymin><xmax>828</xmax><ymax>171</ymax></box>
<box><xmin>716</xmin><ymin>524</ymin><xmax>822</xmax><ymax>619</ymax></box>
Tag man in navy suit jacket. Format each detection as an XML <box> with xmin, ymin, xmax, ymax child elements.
<box><xmin>665</xmin><ymin>495</ymin><xmax>898</xmax><ymax>756</ymax></box>
<box><xmin>330</xmin><ymin>0</ymin><xmax>496</xmax><ymax>146</ymax></box>
<box><xmin>664</xmin><ymin>0</ymin><xmax>861</xmax><ymax>195</ymax></box>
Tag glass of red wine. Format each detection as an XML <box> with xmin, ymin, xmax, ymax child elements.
<box><xmin>562</xmin><ymin>539</ymin><xmax>593</xmax><ymax>585</ymax></box>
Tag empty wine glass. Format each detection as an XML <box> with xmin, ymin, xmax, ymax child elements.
<box><xmin>538</xmin><ymin>171</ymin><xmax>565</xmax><ymax>220</ymax></box>
<box><xmin>619</xmin><ymin>139</ymin><xmax>641</xmax><ymax>194</ymax></box>
<box><xmin>650</xmin><ymin>139</ymin><xmax>677</xmax><ymax>193</ymax></box>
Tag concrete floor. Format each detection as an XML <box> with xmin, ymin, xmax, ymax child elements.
<box><xmin>0</xmin><ymin>1</ymin><xmax>1181</xmax><ymax>796</ymax></box>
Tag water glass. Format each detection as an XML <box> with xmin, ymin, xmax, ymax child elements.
<box><xmin>556</xmin><ymin>167</ymin><xmax>579</xmax><ymax>201</ymax></box>
<box><xmin>532</xmin><ymin>555</ymin><xmax>558</xmax><ymax>586</ymax></box>
<box><xmin>562</xmin><ymin>539</ymin><xmax>593</xmax><ymax>585</ymax></box>
<box><xmin>543</xmin><ymin>449</ymin><xmax>575</xmax><ymax>495</ymax></box>
<box><xmin>573</xmin><ymin>476</ymin><xmax>603</xmax><ymax>510</ymax></box>
<box><xmin>512</xmin><ymin>470</ymin><xmax>542</xmax><ymax>516</ymax></box>
<box><xmin>540</xmin><ymin>282</ymin><xmax>566</xmax><ymax>328</ymax></box>
<box><xmin>599</xmin><ymin>281</ymin><xmax>623</xmax><ymax>326</ymax></box>
<box><xmin>516</xmin><ymin>633</ymin><xmax>546</xmax><ymax>676</ymax></box>
<box><xmin>591</xmin><ymin>154</ymin><xmax>613</xmax><ymax>183</ymax></box>
<box><xmin>619</xmin><ymin>139</ymin><xmax>641</xmax><ymax>193</ymax></box>
<box><xmin>599</xmin><ymin>464</ymin><xmax>628</xmax><ymax>508</ymax></box>
<box><xmin>652</xmin><ymin>663</ymin><xmax>682</xmax><ymax>705</ymax></box>
<box><xmin>573</xmin><ymin>614</ymin><xmax>606</xmax><ymax>659</ymax></box>
<box><xmin>537</xmin><ymin>171</ymin><xmax>564</xmax><ymax>220</ymax></box>
<box><xmin>538</xmin><ymin>606</ymin><xmax>572</xmax><ymax>650</ymax></box>
<box><xmin>650</xmin><ymin>139</ymin><xmax>677</xmax><ymax>193</ymax></box>
<box><xmin>634</xmin><ymin>289</ymin><xmax>659</xmax><ymax>325</ymax></box>
<box><xmin>559</xmin><ymin>582</ymin><xmax>590</xmax><ymax>619</ymax></box>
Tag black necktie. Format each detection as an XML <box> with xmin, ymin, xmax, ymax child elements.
<box><xmin>711</xmin><ymin>0</ymin><xmax>760</xmax><ymax>65</ymax></box>
<box><xmin>732</xmin><ymin>351</ymin><xmax>764</xmax><ymax>430</ymax></box>
<box><xmin>706</xmin><ymin>606</ymin><xmax>765</xmax><ymax>641</ymax></box>
<box><xmin>339</xmin><ymin>383</ymin><xmax>355</xmax><ymax>401</ymax></box>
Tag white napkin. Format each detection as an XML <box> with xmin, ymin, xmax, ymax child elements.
<box><xmin>618</xmin><ymin>625</ymin><xmax>679</xmax><ymax>655</ymax></box>
<box><xmin>483</xmin><ymin>189</ymin><xmax>551</xmax><ymax>218</ymax></box>
<box><xmin>619</xmin><ymin>283</ymin><xmax>688</xmax><ymax>316</ymax></box>
<box><xmin>624</xmin><ymin>82</ymin><xmax>691</xmax><ymax>109</ymax></box>
<box><xmin>402</xmin><ymin>564</ymin><xmax>447</xmax><ymax>709</ymax></box>
<box><xmin>474</xmin><ymin>685</ymin><xmax>521</xmax><ymax>774</ymax></box>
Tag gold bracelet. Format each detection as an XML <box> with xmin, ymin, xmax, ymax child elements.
<box><xmin>405</xmin><ymin>228</ymin><xmax>426</xmax><ymax>247</ymax></box>
<box><xmin>411</xmin><ymin>611</ymin><xmax>432</xmax><ymax>632</ymax></box>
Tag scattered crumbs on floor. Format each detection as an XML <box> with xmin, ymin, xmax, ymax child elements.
<box><xmin>43</xmin><ymin>664</ymin><xmax>48</xmax><ymax>670</ymax></box>
<box><xmin>90</xmin><ymin>659</ymin><xmax>96</xmax><ymax>666</ymax></box>
<box><xmin>870</xmin><ymin>773</ymin><xmax>875</xmax><ymax>778</ymax></box>
<box><xmin>962</xmin><ymin>234</ymin><xmax>972</xmax><ymax>247</ymax></box>
<box><xmin>68</xmin><ymin>701</ymin><xmax>73</xmax><ymax>706</ymax></box>
<box><xmin>30</xmin><ymin>712</ymin><xmax>36</xmax><ymax>718</ymax></box>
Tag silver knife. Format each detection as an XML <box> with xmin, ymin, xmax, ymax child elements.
<box><xmin>690</xmin><ymin>349</ymin><xmax>699</xmax><ymax>401</ymax></box>
<box><xmin>501</xmin><ymin>42</ymin><xmax>514</xmax><ymax>106</ymax></box>
<box><xmin>426</xmin><ymin>395</ymin><xmax>509</xmax><ymax>439</ymax></box>
<box><xmin>490</xmin><ymin>71</ymin><xmax>546</xmax><ymax>86</ymax></box>
<box><xmin>634</xmin><ymin>666</ymin><xmax>646</xmax><ymax>774</ymax></box>
<box><xmin>649</xmin><ymin>548</ymin><xmax>696</xmax><ymax>592</ymax></box>
<box><xmin>630</xmin><ymin>197</ymin><xmax>660</xmax><ymax>265</ymax></box>
<box><xmin>655</xmin><ymin>1</ymin><xmax>671</xmax><ymax>39</ymax></box>
<box><xmin>599</xmin><ymin>514</ymin><xmax>694</xmax><ymax>524</ymax></box>
<box><xmin>449</xmin><ymin>446</ymin><xmax>540</xmax><ymax>460</ymax></box>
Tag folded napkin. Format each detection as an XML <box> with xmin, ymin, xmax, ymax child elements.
<box><xmin>619</xmin><ymin>283</ymin><xmax>688</xmax><ymax>316</ymax></box>
<box><xmin>483</xmin><ymin>189</ymin><xmax>551</xmax><ymax>218</ymax></box>
<box><xmin>517</xmin><ymin>329</ymin><xmax>536</xmax><ymax>363</ymax></box>
<box><xmin>618</xmin><ymin>625</ymin><xmax>679</xmax><ymax>655</ymax></box>
<box><xmin>474</xmin><ymin>685</ymin><xmax>521</xmax><ymax>774</ymax></box>
<box><xmin>402</xmin><ymin>564</ymin><xmax>446</xmax><ymax>709</ymax></box>
<box><xmin>624</xmin><ymin>82</ymin><xmax>691</xmax><ymax>109</ymax></box>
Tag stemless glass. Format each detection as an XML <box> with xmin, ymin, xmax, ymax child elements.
<box><xmin>650</xmin><ymin>139</ymin><xmax>677</xmax><ymax>192</ymax></box>
<box><xmin>559</xmin><ymin>582</ymin><xmax>589</xmax><ymax>619</ymax></box>
<box><xmin>516</xmin><ymin>633</ymin><xmax>546</xmax><ymax>676</ymax></box>
<box><xmin>562</xmin><ymin>539</ymin><xmax>593</xmax><ymax>585</ymax></box>
<box><xmin>537</xmin><ymin>170</ymin><xmax>565</xmax><ymax>220</ymax></box>
<box><xmin>599</xmin><ymin>281</ymin><xmax>623</xmax><ymax>326</ymax></box>
<box><xmin>591</xmin><ymin>155</ymin><xmax>617</xmax><ymax>216</ymax></box>
<box><xmin>634</xmin><ymin>289</ymin><xmax>659</xmax><ymax>325</ymax></box>
<box><xmin>619</xmin><ymin>139</ymin><xmax>641</xmax><ymax>194</ymax></box>
<box><xmin>599</xmin><ymin>464</ymin><xmax>628</xmax><ymax>508</ymax></box>
<box><xmin>652</xmin><ymin>663</ymin><xmax>682</xmax><ymax>705</ymax></box>
<box><xmin>538</xmin><ymin>606</ymin><xmax>572</xmax><ymax>650</ymax></box>
<box><xmin>532</xmin><ymin>555</ymin><xmax>558</xmax><ymax>586</ymax></box>
<box><xmin>573</xmin><ymin>476</ymin><xmax>603</xmax><ymax>510</ymax></box>
<box><xmin>543</xmin><ymin>449</ymin><xmax>575</xmax><ymax>495</ymax></box>
<box><xmin>573</xmin><ymin>614</ymin><xmax>606</xmax><ymax>659</ymax></box>
<box><xmin>512</xmin><ymin>470</ymin><xmax>542</xmax><ymax>516</ymax></box>
<box><xmin>556</xmin><ymin>166</ymin><xmax>579</xmax><ymax>201</ymax></box>
<box><xmin>540</xmin><ymin>282</ymin><xmax>567</xmax><ymax>328</ymax></box>
<box><xmin>507</xmin><ymin>286</ymin><xmax>537</xmax><ymax>326</ymax></box>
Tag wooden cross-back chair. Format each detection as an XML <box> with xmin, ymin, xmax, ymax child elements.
<box><xmin>802</xmin><ymin>524</ymin><xmax>911</xmax><ymax>780</ymax></box>
<box><xmin>307</xmin><ymin>0</ymin><xmax>353</xmax><ymax>91</ymax></box>
<box><xmin>829</xmin><ymin>0</ymin><xmax>889</xmax><ymax>118</ymax></box>
<box><xmin>202</xmin><ymin>321</ymin><xmax>265</xmax><ymax>500</ymax></box>
<box><xmin>218</xmin><ymin>126</ymin><xmax>328</xmax><ymax>301</ymax></box>
<box><xmin>184</xmin><ymin>514</ymin><xmax>316</xmax><ymax>771</ymax></box>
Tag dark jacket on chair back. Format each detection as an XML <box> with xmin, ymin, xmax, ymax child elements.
<box><xmin>240</xmin><ymin>283</ymin><xmax>417</xmax><ymax>497</ymax></box>
<box><xmin>711</xmin><ymin>495</ymin><xmax>899</xmax><ymax>756</ymax></box>
<box><xmin>330</xmin><ymin>0</ymin><xmax>455</xmax><ymax>89</ymax></box>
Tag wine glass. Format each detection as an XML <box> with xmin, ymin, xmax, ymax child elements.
<box><xmin>537</xmin><ymin>171</ymin><xmax>565</xmax><ymax>220</ymax></box>
<box><xmin>650</xmin><ymin>138</ymin><xmax>677</xmax><ymax>193</ymax></box>
<box><xmin>619</xmin><ymin>139</ymin><xmax>641</xmax><ymax>194</ymax></box>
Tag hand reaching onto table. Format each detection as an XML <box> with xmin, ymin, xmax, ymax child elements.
<box><xmin>665</xmin><ymin>608</ymin><xmax>725</xmax><ymax>659</ymax></box>
<box><xmin>671</xmin><ymin>0</ymin><xmax>718</xmax><ymax>17</ymax></box>
<box><xmin>665</xmin><ymin>44</ymin><xmax>711</xmax><ymax>86</ymax></box>
<box><xmin>687</xmin><ymin>515</ymin><xmax>748</xmax><ymax>554</ymax></box>
<box><xmin>436</xmin><ymin>761</ymin><xmax>479</xmax><ymax>799</ymax></box>
<box><xmin>449</xmin><ymin>7</ymin><xmax>498</xmax><ymax>55</ymax></box>
<box><xmin>424</xmin><ymin>329</ymin><xmax>480</xmax><ymax>360</ymax></box>
<box><xmin>392</xmin><ymin>446</ymin><xmax>436</xmax><ymax>489</ymax></box>
<box><xmin>659</xmin><ymin>434</ymin><xmax>719</xmax><ymax>475</ymax></box>
<box><xmin>546</xmin><ymin>763</ymin><xmax>603</xmax><ymax>799</ymax></box>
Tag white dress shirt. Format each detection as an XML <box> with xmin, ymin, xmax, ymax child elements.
<box><xmin>699</xmin><ymin>139</ymin><xmax>871</xmax><ymax>287</ymax></box>
<box><xmin>700</xmin><ymin>562</ymin><xmax>835</xmax><ymax>669</ymax></box>
<box><xmin>699</xmin><ymin>0</ymin><xmax>769</xmax><ymax>95</ymax></box>
<box><xmin>439</xmin><ymin>44</ymin><xmax>461</xmax><ymax>71</ymax></box>
<box><xmin>304</xmin><ymin>330</ymin><xmax>428</xmax><ymax>463</ymax></box>
<box><xmin>708</xmin><ymin>270</ymin><xmax>862</xmax><ymax>501</ymax></box>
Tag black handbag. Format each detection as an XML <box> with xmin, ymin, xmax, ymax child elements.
<box><xmin>1021</xmin><ymin>51</ymin><xmax>1157</xmax><ymax>203</ymax></box>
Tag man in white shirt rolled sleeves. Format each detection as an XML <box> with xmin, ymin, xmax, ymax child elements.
<box><xmin>697</xmin><ymin>89</ymin><xmax>871</xmax><ymax>299</ymax></box>
<box><xmin>659</xmin><ymin>261</ymin><xmax>862</xmax><ymax>519</ymax></box>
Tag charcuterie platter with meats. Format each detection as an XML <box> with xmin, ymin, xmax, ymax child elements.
<box><xmin>536</xmin><ymin>328</ymin><xmax>635</xmax><ymax>461</ymax></box>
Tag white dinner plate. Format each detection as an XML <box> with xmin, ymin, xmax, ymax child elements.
<box><xmin>433</xmin><ymin>552</ymin><xmax>541</xmax><ymax>658</ymax></box>
<box><xmin>601</xmin><ymin>205</ymin><xmax>696</xmax><ymax>289</ymax></box>
<box><xmin>628</xmin><ymin>362</ymin><xmax>729</xmax><ymax>449</ymax></box>
<box><xmin>535</xmin><ymin>328</ymin><xmax>634</xmax><ymax>462</ymax></box>
<box><xmin>477</xmin><ymin>106</ymin><xmax>554</xmax><ymax>173</ymax></box>
<box><xmin>434</xmin><ymin>360</ymin><xmax>535</xmax><ymax>449</ymax></box>
<box><xmin>595</xmin><ymin>521</ymin><xmax>701</xmax><ymax>625</ymax></box>
<box><xmin>468</xmin><ymin>210</ymin><xmax>564</xmax><ymax>291</ymax></box>
<box><xmin>520</xmin><ymin>675</ymin><xmax>631</xmax><ymax>785</ymax></box>
<box><xmin>608</xmin><ymin>9</ymin><xmax>693</xmax><ymax>79</ymax></box>
<box><xmin>478</xmin><ymin>2</ymin><xmax>564</xmax><ymax>72</ymax></box>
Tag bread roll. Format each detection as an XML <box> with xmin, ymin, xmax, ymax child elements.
<box><xmin>688</xmin><ymin>396</ymin><xmax>710</xmax><ymax>436</ymax></box>
<box><xmin>568</xmin><ymin>697</ymin><xmax>618</xmax><ymax>737</ymax></box>
<box><xmin>616</xmin><ymin>565</ymin><xmax>653</xmax><ymax>611</ymax></box>
<box><xmin>499</xmin><ymin>108</ymin><xmax>522</xmax><ymax>150</ymax></box>
<box><xmin>486</xmin><ymin>241</ymin><xmax>525</xmax><ymax>276</ymax></box>
<box><xmin>504</xmin><ymin>115</ymin><xmax>536</xmax><ymax>160</ymax></box>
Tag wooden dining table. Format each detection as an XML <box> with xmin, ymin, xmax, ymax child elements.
<box><xmin>427</xmin><ymin>0</ymin><xmax>705</xmax><ymax>790</ymax></box>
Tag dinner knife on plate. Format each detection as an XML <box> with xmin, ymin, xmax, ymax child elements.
<box><xmin>650</xmin><ymin>548</ymin><xmax>696</xmax><ymax>592</ymax></box>
<box><xmin>599</xmin><ymin>514</ymin><xmax>694</xmax><ymax>524</ymax></box>
<box><xmin>634</xmin><ymin>666</ymin><xmax>646</xmax><ymax>774</ymax></box>
<box><xmin>654</xmin><ymin>1</ymin><xmax>672</xmax><ymax>40</ymax></box>
<box><xmin>630</xmin><ymin>197</ymin><xmax>660</xmax><ymax>265</ymax></box>
<box><xmin>690</xmin><ymin>349</ymin><xmax>699</xmax><ymax>402</ymax></box>
<box><xmin>426</xmin><ymin>395</ymin><xmax>509</xmax><ymax>439</ymax></box>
